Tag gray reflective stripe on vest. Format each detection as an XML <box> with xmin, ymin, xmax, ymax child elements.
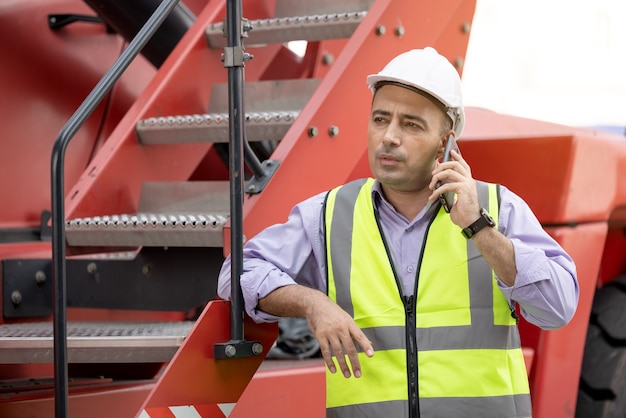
<box><xmin>421</xmin><ymin>394</ymin><xmax>532</xmax><ymax>418</ymax></box>
<box><xmin>468</xmin><ymin>182</ymin><xmax>496</xmax><ymax>325</ymax></box>
<box><xmin>327</xmin><ymin>178</ymin><xmax>368</xmax><ymax>317</ymax></box>
<box><xmin>361</xmin><ymin>324</ymin><xmax>519</xmax><ymax>352</ymax></box>
<box><xmin>327</xmin><ymin>395</ymin><xmax>532</xmax><ymax>418</ymax></box>
<box><xmin>327</xmin><ymin>399</ymin><xmax>408</xmax><ymax>418</ymax></box>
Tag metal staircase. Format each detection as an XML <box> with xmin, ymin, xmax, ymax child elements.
<box><xmin>0</xmin><ymin>0</ymin><xmax>475</xmax><ymax>416</ymax></box>
<box><xmin>0</xmin><ymin>321</ymin><xmax>194</xmax><ymax>364</ymax></box>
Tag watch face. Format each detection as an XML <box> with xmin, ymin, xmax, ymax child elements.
<box><xmin>480</xmin><ymin>208</ymin><xmax>496</xmax><ymax>226</ymax></box>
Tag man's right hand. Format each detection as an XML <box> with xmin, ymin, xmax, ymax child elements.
<box><xmin>306</xmin><ymin>296</ymin><xmax>374</xmax><ymax>378</ymax></box>
<box><xmin>258</xmin><ymin>285</ymin><xmax>374</xmax><ymax>378</ymax></box>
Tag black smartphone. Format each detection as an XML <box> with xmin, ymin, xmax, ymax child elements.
<box><xmin>436</xmin><ymin>135</ymin><xmax>460</xmax><ymax>213</ymax></box>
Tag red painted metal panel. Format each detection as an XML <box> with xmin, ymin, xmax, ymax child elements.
<box><xmin>0</xmin><ymin>382</ymin><xmax>154</xmax><ymax>418</ymax></box>
<box><xmin>230</xmin><ymin>360</ymin><xmax>326</xmax><ymax>418</ymax></box>
<box><xmin>528</xmin><ymin>223</ymin><xmax>606</xmax><ymax>417</ymax></box>
<box><xmin>139</xmin><ymin>300</ymin><xmax>277</xmax><ymax>413</ymax></box>
<box><xmin>462</xmin><ymin>107</ymin><xmax>626</xmax><ymax>225</ymax></box>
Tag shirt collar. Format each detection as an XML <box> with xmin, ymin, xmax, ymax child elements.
<box><xmin>371</xmin><ymin>179</ymin><xmax>440</xmax><ymax>222</ymax></box>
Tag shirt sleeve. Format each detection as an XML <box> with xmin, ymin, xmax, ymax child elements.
<box><xmin>217</xmin><ymin>192</ymin><xmax>327</xmax><ymax>323</ymax></box>
<box><xmin>496</xmin><ymin>186</ymin><xmax>579</xmax><ymax>330</ymax></box>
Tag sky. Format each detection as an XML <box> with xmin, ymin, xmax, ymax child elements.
<box><xmin>462</xmin><ymin>0</ymin><xmax>626</xmax><ymax>129</ymax></box>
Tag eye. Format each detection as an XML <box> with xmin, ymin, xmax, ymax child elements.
<box><xmin>404</xmin><ymin>121</ymin><xmax>423</xmax><ymax>130</ymax></box>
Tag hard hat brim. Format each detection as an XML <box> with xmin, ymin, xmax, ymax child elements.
<box><xmin>367</xmin><ymin>74</ymin><xmax>449</xmax><ymax>111</ymax></box>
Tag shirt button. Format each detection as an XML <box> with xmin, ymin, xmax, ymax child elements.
<box><xmin>407</xmin><ymin>266</ymin><xmax>414</xmax><ymax>273</ymax></box>
<box><xmin>407</xmin><ymin>226</ymin><xmax>414</xmax><ymax>232</ymax></box>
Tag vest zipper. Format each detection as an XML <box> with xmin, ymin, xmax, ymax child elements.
<box><xmin>404</xmin><ymin>294</ymin><xmax>419</xmax><ymax>418</ymax></box>
<box><xmin>373</xmin><ymin>205</ymin><xmax>425</xmax><ymax>418</ymax></box>
<box><xmin>408</xmin><ymin>207</ymin><xmax>438</xmax><ymax>418</ymax></box>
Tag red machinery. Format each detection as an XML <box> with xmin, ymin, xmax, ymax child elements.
<box><xmin>0</xmin><ymin>0</ymin><xmax>625</xmax><ymax>416</ymax></box>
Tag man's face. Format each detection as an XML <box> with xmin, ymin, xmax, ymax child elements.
<box><xmin>368</xmin><ymin>84</ymin><xmax>448</xmax><ymax>193</ymax></box>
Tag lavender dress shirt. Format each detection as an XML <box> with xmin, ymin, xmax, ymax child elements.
<box><xmin>218</xmin><ymin>180</ymin><xmax>579</xmax><ymax>330</ymax></box>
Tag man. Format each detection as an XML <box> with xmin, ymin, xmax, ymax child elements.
<box><xmin>218</xmin><ymin>47</ymin><xmax>578</xmax><ymax>418</ymax></box>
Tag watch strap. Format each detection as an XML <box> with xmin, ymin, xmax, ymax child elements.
<box><xmin>461</xmin><ymin>208</ymin><xmax>495</xmax><ymax>239</ymax></box>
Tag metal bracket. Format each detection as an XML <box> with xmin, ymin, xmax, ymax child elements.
<box><xmin>221</xmin><ymin>17</ymin><xmax>253</xmax><ymax>38</ymax></box>
<box><xmin>220</xmin><ymin>16</ymin><xmax>254</xmax><ymax>67</ymax></box>
<box><xmin>2</xmin><ymin>247</ymin><xmax>223</xmax><ymax>319</ymax></box>
<box><xmin>246</xmin><ymin>159</ymin><xmax>280</xmax><ymax>195</ymax></box>
<box><xmin>214</xmin><ymin>339</ymin><xmax>263</xmax><ymax>359</ymax></box>
<box><xmin>222</xmin><ymin>46</ymin><xmax>254</xmax><ymax>68</ymax></box>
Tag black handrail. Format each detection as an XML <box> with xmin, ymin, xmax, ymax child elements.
<box><xmin>225</xmin><ymin>0</ymin><xmax>247</xmax><ymax>343</ymax></box>
<box><xmin>212</xmin><ymin>0</ymin><xmax>265</xmax><ymax>361</ymax></box>
<box><xmin>50</xmin><ymin>1</ymin><xmax>180</xmax><ymax>417</ymax></box>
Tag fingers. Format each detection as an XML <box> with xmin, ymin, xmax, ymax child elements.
<box><xmin>316</xmin><ymin>322</ymin><xmax>374</xmax><ymax>379</ymax></box>
<box><xmin>430</xmin><ymin>152</ymin><xmax>475</xmax><ymax>200</ymax></box>
<box><xmin>330</xmin><ymin>336</ymin><xmax>355</xmax><ymax>378</ymax></box>
<box><xmin>431</xmin><ymin>151</ymin><xmax>467</xmax><ymax>188</ymax></box>
<box><xmin>322</xmin><ymin>339</ymin><xmax>373</xmax><ymax>378</ymax></box>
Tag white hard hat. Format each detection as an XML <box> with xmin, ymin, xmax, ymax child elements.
<box><xmin>367</xmin><ymin>47</ymin><xmax>465</xmax><ymax>138</ymax></box>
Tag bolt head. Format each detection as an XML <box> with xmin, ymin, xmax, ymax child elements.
<box><xmin>35</xmin><ymin>271</ymin><xmax>46</xmax><ymax>285</ymax></box>
<box><xmin>224</xmin><ymin>345</ymin><xmax>237</xmax><ymax>358</ymax></box>
<box><xmin>11</xmin><ymin>290</ymin><xmax>22</xmax><ymax>305</ymax></box>
<box><xmin>252</xmin><ymin>343</ymin><xmax>264</xmax><ymax>356</ymax></box>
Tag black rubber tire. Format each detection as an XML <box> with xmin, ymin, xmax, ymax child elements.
<box><xmin>576</xmin><ymin>275</ymin><xmax>626</xmax><ymax>417</ymax></box>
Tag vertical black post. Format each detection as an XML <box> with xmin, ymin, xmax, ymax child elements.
<box><xmin>214</xmin><ymin>0</ymin><xmax>263</xmax><ymax>360</ymax></box>
<box><xmin>226</xmin><ymin>0</ymin><xmax>246</xmax><ymax>342</ymax></box>
<box><xmin>50</xmin><ymin>148</ymin><xmax>68</xmax><ymax>418</ymax></box>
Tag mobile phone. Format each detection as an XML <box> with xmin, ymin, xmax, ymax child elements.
<box><xmin>436</xmin><ymin>135</ymin><xmax>460</xmax><ymax>213</ymax></box>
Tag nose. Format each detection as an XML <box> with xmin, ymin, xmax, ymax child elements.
<box><xmin>382</xmin><ymin>121</ymin><xmax>401</xmax><ymax>146</ymax></box>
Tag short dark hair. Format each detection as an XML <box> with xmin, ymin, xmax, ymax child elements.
<box><xmin>439</xmin><ymin>114</ymin><xmax>453</xmax><ymax>136</ymax></box>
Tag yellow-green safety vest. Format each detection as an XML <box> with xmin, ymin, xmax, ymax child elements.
<box><xmin>323</xmin><ymin>178</ymin><xmax>531</xmax><ymax>418</ymax></box>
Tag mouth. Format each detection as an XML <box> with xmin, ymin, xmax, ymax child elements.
<box><xmin>378</xmin><ymin>153</ymin><xmax>401</xmax><ymax>165</ymax></box>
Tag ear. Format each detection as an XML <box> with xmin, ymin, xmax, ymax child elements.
<box><xmin>436</xmin><ymin>131</ymin><xmax>455</xmax><ymax>160</ymax></box>
<box><xmin>436</xmin><ymin>139</ymin><xmax>445</xmax><ymax>160</ymax></box>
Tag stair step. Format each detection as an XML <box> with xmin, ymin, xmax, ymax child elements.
<box><xmin>66</xmin><ymin>181</ymin><xmax>230</xmax><ymax>247</ymax></box>
<box><xmin>208</xmin><ymin>79</ymin><xmax>320</xmax><ymax>113</ymax></box>
<box><xmin>138</xmin><ymin>78</ymin><xmax>319</xmax><ymax>145</ymax></box>
<box><xmin>136</xmin><ymin>111</ymin><xmax>298</xmax><ymax>145</ymax></box>
<box><xmin>0</xmin><ymin>321</ymin><xmax>194</xmax><ymax>364</ymax></box>
<box><xmin>205</xmin><ymin>11</ymin><xmax>367</xmax><ymax>48</ymax></box>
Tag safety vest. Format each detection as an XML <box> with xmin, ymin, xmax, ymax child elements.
<box><xmin>323</xmin><ymin>178</ymin><xmax>531</xmax><ymax>418</ymax></box>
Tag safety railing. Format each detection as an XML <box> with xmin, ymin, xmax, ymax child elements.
<box><xmin>50</xmin><ymin>1</ymin><xmax>180</xmax><ymax>416</ymax></box>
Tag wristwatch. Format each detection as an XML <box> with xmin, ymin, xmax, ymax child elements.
<box><xmin>461</xmin><ymin>208</ymin><xmax>495</xmax><ymax>239</ymax></box>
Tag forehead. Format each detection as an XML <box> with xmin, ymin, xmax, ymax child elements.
<box><xmin>372</xmin><ymin>84</ymin><xmax>444</xmax><ymax>117</ymax></box>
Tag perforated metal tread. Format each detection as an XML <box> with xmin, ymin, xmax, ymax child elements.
<box><xmin>136</xmin><ymin>111</ymin><xmax>299</xmax><ymax>145</ymax></box>
<box><xmin>65</xmin><ymin>213</ymin><xmax>228</xmax><ymax>247</ymax></box>
<box><xmin>65</xmin><ymin>181</ymin><xmax>230</xmax><ymax>248</ymax></box>
<box><xmin>0</xmin><ymin>321</ymin><xmax>194</xmax><ymax>364</ymax></box>
<box><xmin>205</xmin><ymin>11</ymin><xmax>367</xmax><ymax>48</ymax></box>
